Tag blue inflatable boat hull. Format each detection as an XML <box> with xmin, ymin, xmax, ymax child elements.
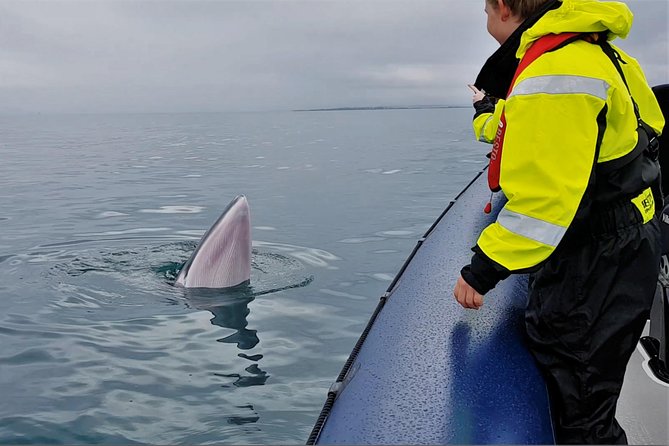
<box><xmin>310</xmin><ymin>168</ymin><xmax>555</xmax><ymax>444</ymax></box>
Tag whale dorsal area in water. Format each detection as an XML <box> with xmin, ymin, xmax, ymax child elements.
<box><xmin>175</xmin><ymin>195</ymin><xmax>252</xmax><ymax>288</ymax></box>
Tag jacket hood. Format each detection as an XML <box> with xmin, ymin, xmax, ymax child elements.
<box><xmin>518</xmin><ymin>0</ymin><xmax>633</xmax><ymax>58</ymax></box>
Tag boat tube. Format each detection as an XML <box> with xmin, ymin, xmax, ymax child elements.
<box><xmin>308</xmin><ymin>169</ymin><xmax>555</xmax><ymax>444</ymax></box>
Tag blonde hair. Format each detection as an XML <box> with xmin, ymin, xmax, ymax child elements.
<box><xmin>486</xmin><ymin>0</ymin><xmax>554</xmax><ymax>20</ymax></box>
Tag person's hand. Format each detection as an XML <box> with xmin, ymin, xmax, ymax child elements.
<box><xmin>468</xmin><ymin>84</ymin><xmax>486</xmax><ymax>104</ymax></box>
<box><xmin>453</xmin><ymin>275</ymin><xmax>484</xmax><ymax>309</ymax></box>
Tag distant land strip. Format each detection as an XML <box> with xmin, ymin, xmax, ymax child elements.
<box><xmin>293</xmin><ymin>105</ymin><xmax>467</xmax><ymax>112</ymax></box>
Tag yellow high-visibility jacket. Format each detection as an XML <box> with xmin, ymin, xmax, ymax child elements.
<box><xmin>473</xmin><ymin>99</ymin><xmax>505</xmax><ymax>144</ymax></box>
<box><xmin>464</xmin><ymin>0</ymin><xmax>665</xmax><ymax>294</ymax></box>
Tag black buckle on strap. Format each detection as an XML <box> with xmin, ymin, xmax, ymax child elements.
<box><xmin>648</xmin><ymin>135</ymin><xmax>660</xmax><ymax>161</ymax></box>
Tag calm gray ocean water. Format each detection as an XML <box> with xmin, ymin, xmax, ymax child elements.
<box><xmin>0</xmin><ymin>109</ymin><xmax>488</xmax><ymax>444</ymax></box>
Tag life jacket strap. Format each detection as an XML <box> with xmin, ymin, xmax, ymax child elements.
<box><xmin>488</xmin><ymin>32</ymin><xmax>582</xmax><ymax>192</ymax></box>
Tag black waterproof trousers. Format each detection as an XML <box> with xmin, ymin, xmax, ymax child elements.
<box><xmin>525</xmin><ymin>201</ymin><xmax>661</xmax><ymax>445</ymax></box>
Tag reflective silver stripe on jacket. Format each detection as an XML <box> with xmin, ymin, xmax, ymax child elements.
<box><xmin>509</xmin><ymin>75</ymin><xmax>609</xmax><ymax>101</ymax></box>
<box><xmin>497</xmin><ymin>208</ymin><xmax>567</xmax><ymax>247</ymax></box>
<box><xmin>478</xmin><ymin>116</ymin><xmax>495</xmax><ymax>143</ymax></box>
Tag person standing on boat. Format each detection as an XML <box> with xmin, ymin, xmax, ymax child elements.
<box><xmin>452</xmin><ymin>0</ymin><xmax>665</xmax><ymax>443</ymax></box>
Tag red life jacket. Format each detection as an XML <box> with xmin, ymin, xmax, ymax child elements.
<box><xmin>488</xmin><ymin>32</ymin><xmax>581</xmax><ymax>192</ymax></box>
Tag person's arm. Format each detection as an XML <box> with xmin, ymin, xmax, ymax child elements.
<box><xmin>469</xmin><ymin>84</ymin><xmax>505</xmax><ymax>144</ymax></box>
<box><xmin>473</xmin><ymin>98</ymin><xmax>505</xmax><ymax>144</ymax></box>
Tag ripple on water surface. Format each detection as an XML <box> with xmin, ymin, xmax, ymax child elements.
<box><xmin>0</xmin><ymin>237</ymin><xmax>347</xmax><ymax>444</ymax></box>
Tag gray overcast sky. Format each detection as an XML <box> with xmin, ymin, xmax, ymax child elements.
<box><xmin>1</xmin><ymin>0</ymin><xmax>667</xmax><ymax>113</ymax></box>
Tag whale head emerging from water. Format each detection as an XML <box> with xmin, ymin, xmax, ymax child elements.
<box><xmin>175</xmin><ymin>195</ymin><xmax>252</xmax><ymax>288</ymax></box>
